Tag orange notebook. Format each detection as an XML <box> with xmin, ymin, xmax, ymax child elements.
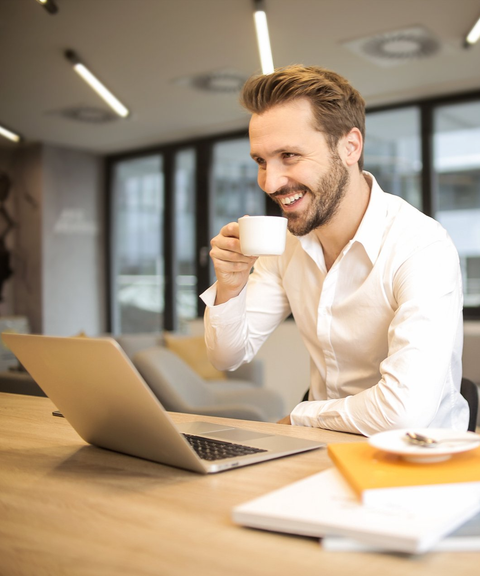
<box><xmin>327</xmin><ymin>442</ymin><xmax>480</xmax><ymax>506</ymax></box>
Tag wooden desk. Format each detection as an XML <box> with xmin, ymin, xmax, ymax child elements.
<box><xmin>0</xmin><ymin>393</ymin><xmax>478</xmax><ymax>576</ymax></box>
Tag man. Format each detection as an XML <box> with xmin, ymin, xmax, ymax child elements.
<box><xmin>200</xmin><ymin>65</ymin><xmax>468</xmax><ymax>436</ymax></box>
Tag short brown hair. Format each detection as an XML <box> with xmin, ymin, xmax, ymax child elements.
<box><xmin>240</xmin><ymin>65</ymin><xmax>366</xmax><ymax>169</ymax></box>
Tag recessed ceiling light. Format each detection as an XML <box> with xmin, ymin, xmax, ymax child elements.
<box><xmin>173</xmin><ymin>70</ymin><xmax>247</xmax><ymax>93</ymax></box>
<box><xmin>364</xmin><ymin>34</ymin><xmax>439</xmax><ymax>60</ymax></box>
<box><xmin>193</xmin><ymin>73</ymin><xmax>247</xmax><ymax>93</ymax></box>
<box><xmin>52</xmin><ymin>106</ymin><xmax>118</xmax><ymax>124</ymax></box>
<box><xmin>343</xmin><ymin>26</ymin><xmax>442</xmax><ymax>68</ymax></box>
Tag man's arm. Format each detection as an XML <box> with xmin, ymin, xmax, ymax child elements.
<box><xmin>201</xmin><ymin>233</ymin><xmax>292</xmax><ymax>372</ymax></box>
<box><xmin>289</xmin><ymin>240</ymin><xmax>468</xmax><ymax>436</ymax></box>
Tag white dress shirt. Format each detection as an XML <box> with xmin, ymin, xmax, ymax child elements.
<box><xmin>201</xmin><ymin>174</ymin><xmax>469</xmax><ymax>435</ymax></box>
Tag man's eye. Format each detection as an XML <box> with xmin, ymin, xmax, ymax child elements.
<box><xmin>255</xmin><ymin>158</ymin><xmax>266</xmax><ymax>166</ymax></box>
<box><xmin>283</xmin><ymin>153</ymin><xmax>297</xmax><ymax>159</ymax></box>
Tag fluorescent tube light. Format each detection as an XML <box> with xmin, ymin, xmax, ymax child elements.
<box><xmin>466</xmin><ymin>15</ymin><xmax>480</xmax><ymax>46</ymax></box>
<box><xmin>65</xmin><ymin>50</ymin><xmax>130</xmax><ymax>118</ymax></box>
<box><xmin>0</xmin><ymin>124</ymin><xmax>21</xmax><ymax>143</ymax></box>
<box><xmin>253</xmin><ymin>0</ymin><xmax>274</xmax><ymax>74</ymax></box>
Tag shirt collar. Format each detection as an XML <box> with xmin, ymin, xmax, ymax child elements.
<box><xmin>352</xmin><ymin>172</ymin><xmax>388</xmax><ymax>265</ymax></box>
<box><xmin>296</xmin><ymin>171</ymin><xmax>388</xmax><ymax>267</ymax></box>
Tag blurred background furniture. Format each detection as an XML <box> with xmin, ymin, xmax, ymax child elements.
<box><xmin>0</xmin><ymin>367</ymin><xmax>46</xmax><ymax>397</ymax></box>
<box><xmin>116</xmin><ymin>332</ymin><xmax>264</xmax><ymax>389</ymax></box>
<box><xmin>119</xmin><ymin>331</ymin><xmax>285</xmax><ymax>421</ymax></box>
<box><xmin>0</xmin><ymin>331</ymin><xmax>281</xmax><ymax>422</ymax></box>
<box><xmin>1</xmin><ymin>325</ymin><xmax>478</xmax><ymax>428</ymax></box>
<box><xmin>461</xmin><ymin>378</ymin><xmax>479</xmax><ymax>432</ymax></box>
<box><xmin>133</xmin><ymin>346</ymin><xmax>284</xmax><ymax>422</ymax></box>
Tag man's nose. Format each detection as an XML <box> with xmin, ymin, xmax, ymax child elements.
<box><xmin>258</xmin><ymin>165</ymin><xmax>289</xmax><ymax>196</ymax></box>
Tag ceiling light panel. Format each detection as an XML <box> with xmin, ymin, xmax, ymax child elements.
<box><xmin>253</xmin><ymin>0</ymin><xmax>274</xmax><ymax>74</ymax></box>
<box><xmin>65</xmin><ymin>50</ymin><xmax>130</xmax><ymax>118</ymax></box>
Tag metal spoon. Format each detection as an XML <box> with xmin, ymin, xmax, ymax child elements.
<box><xmin>404</xmin><ymin>431</ymin><xmax>480</xmax><ymax>448</ymax></box>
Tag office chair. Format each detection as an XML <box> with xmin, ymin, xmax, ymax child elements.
<box><xmin>461</xmin><ymin>377</ymin><xmax>479</xmax><ymax>432</ymax></box>
<box><xmin>301</xmin><ymin>377</ymin><xmax>479</xmax><ymax>432</ymax></box>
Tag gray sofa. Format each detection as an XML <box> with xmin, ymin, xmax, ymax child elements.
<box><xmin>116</xmin><ymin>332</ymin><xmax>285</xmax><ymax>422</ymax></box>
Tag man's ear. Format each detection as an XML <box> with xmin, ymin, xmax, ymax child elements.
<box><xmin>342</xmin><ymin>128</ymin><xmax>363</xmax><ymax>167</ymax></box>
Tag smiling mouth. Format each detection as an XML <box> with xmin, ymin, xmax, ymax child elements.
<box><xmin>279</xmin><ymin>191</ymin><xmax>305</xmax><ymax>207</ymax></box>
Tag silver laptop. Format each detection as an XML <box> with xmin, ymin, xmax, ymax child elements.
<box><xmin>3</xmin><ymin>333</ymin><xmax>324</xmax><ymax>473</ymax></box>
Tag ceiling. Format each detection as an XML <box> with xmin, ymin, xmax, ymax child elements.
<box><xmin>1</xmin><ymin>0</ymin><xmax>480</xmax><ymax>155</ymax></box>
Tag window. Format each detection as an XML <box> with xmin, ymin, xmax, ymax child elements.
<box><xmin>210</xmin><ymin>138</ymin><xmax>264</xmax><ymax>234</ymax></box>
<box><xmin>433</xmin><ymin>100</ymin><xmax>480</xmax><ymax>307</ymax></box>
<box><xmin>108</xmin><ymin>92</ymin><xmax>480</xmax><ymax>327</ymax></box>
<box><xmin>364</xmin><ymin>107</ymin><xmax>422</xmax><ymax>209</ymax></box>
<box><xmin>111</xmin><ymin>155</ymin><xmax>164</xmax><ymax>334</ymax></box>
<box><xmin>209</xmin><ymin>138</ymin><xmax>265</xmax><ymax>282</ymax></box>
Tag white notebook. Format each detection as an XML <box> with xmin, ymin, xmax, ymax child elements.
<box><xmin>322</xmin><ymin>510</ymin><xmax>480</xmax><ymax>552</ymax></box>
<box><xmin>232</xmin><ymin>467</ymin><xmax>480</xmax><ymax>554</ymax></box>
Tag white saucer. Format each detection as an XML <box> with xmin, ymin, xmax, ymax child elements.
<box><xmin>368</xmin><ymin>428</ymin><xmax>480</xmax><ymax>463</ymax></box>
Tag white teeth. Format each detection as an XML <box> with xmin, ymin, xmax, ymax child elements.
<box><xmin>281</xmin><ymin>192</ymin><xmax>304</xmax><ymax>205</ymax></box>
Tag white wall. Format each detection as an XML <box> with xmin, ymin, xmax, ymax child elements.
<box><xmin>42</xmin><ymin>146</ymin><xmax>106</xmax><ymax>336</ymax></box>
<box><xmin>1</xmin><ymin>143</ymin><xmax>106</xmax><ymax>336</ymax></box>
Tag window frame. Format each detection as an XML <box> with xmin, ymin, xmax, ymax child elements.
<box><xmin>366</xmin><ymin>89</ymin><xmax>480</xmax><ymax>320</ymax></box>
<box><xmin>106</xmin><ymin>89</ymin><xmax>480</xmax><ymax>331</ymax></box>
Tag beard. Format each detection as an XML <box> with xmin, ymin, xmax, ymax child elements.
<box><xmin>273</xmin><ymin>153</ymin><xmax>350</xmax><ymax>237</ymax></box>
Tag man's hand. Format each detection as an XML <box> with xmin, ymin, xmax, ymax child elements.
<box><xmin>210</xmin><ymin>221</ymin><xmax>257</xmax><ymax>305</ymax></box>
<box><xmin>277</xmin><ymin>415</ymin><xmax>291</xmax><ymax>425</ymax></box>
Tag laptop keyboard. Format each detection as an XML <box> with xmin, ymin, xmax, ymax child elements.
<box><xmin>183</xmin><ymin>433</ymin><xmax>267</xmax><ymax>461</ymax></box>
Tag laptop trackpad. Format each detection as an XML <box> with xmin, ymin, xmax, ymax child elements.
<box><xmin>206</xmin><ymin>429</ymin><xmax>271</xmax><ymax>442</ymax></box>
<box><xmin>175</xmin><ymin>421</ymin><xmax>234</xmax><ymax>434</ymax></box>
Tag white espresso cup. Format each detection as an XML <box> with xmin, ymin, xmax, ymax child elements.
<box><xmin>238</xmin><ymin>215</ymin><xmax>288</xmax><ymax>256</ymax></box>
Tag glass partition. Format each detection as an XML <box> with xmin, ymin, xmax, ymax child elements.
<box><xmin>107</xmin><ymin>93</ymin><xmax>480</xmax><ymax>325</ymax></box>
<box><xmin>364</xmin><ymin>107</ymin><xmax>422</xmax><ymax>209</ymax></box>
<box><xmin>210</xmin><ymin>138</ymin><xmax>265</xmax><ymax>235</ymax></box>
<box><xmin>209</xmin><ymin>138</ymin><xmax>265</xmax><ymax>282</ymax></box>
<box><xmin>433</xmin><ymin>101</ymin><xmax>480</xmax><ymax>307</ymax></box>
<box><xmin>111</xmin><ymin>155</ymin><xmax>164</xmax><ymax>334</ymax></box>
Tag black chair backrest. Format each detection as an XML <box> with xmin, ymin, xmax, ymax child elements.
<box><xmin>461</xmin><ymin>377</ymin><xmax>479</xmax><ymax>432</ymax></box>
<box><xmin>301</xmin><ymin>378</ymin><xmax>479</xmax><ymax>432</ymax></box>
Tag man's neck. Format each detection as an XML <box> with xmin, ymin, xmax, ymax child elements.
<box><xmin>315</xmin><ymin>171</ymin><xmax>372</xmax><ymax>271</ymax></box>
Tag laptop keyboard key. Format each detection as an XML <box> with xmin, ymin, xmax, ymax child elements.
<box><xmin>183</xmin><ymin>434</ymin><xmax>267</xmax><ymax>461</ymax></box>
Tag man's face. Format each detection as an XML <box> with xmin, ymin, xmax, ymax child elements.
<box><xmin>249</xmin><ymin>98</ymin><xmax>350</xmax><ymax>236</ymax></box>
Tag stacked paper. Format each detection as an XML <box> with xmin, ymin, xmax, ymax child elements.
<box><xmin>233</xmin><ymin>441</ymin><xmax>480</xmax><ymax>554</ymax></box>
<box><xmin>322</xmin><ymin>508</ymin><xmax>480</xmax><ymax>551</ymax></box>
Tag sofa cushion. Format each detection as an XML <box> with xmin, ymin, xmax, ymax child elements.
<box><xmin>163</xmin><ymin>332</ymin><xmax>225</xmax><ymax>381</ymax></box>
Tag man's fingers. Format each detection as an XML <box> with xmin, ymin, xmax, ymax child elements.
<box><xmin>212</xmin><ymin>248</ymin><xmax>256</xmax><ymax>271</ymax></box>
<box><xmin>220</xmin><ymin>221</ymin><xmax>240</xmax><ymax>239</ymax></box>
<box><xmin>210</xmin><ymin>234</ymin><xmax>241</xmax><ymax>255</ymax></box>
